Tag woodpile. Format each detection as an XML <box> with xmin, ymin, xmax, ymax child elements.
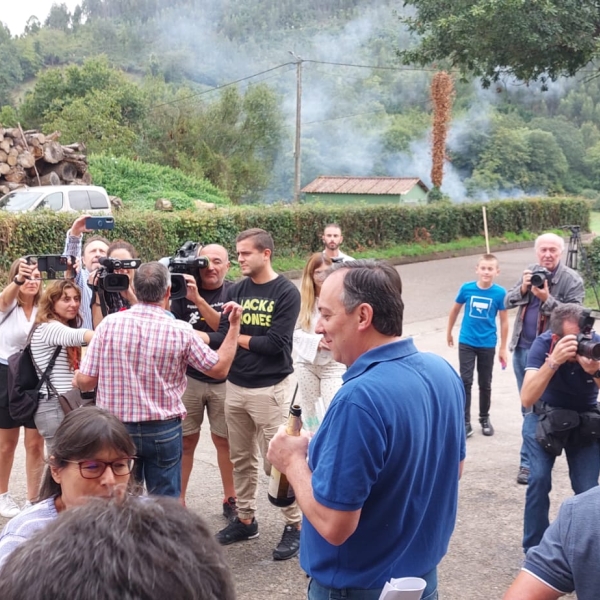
<box><xmin>0</xmin><ymin>127</ymin><xmax>91</xmax><ymax>197</ymax></box>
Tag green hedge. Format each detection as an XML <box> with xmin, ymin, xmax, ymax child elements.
<box><xmin>0</xmin><ymin>197</ymin><xmax>590</xmax><ymax>281</ymax></box>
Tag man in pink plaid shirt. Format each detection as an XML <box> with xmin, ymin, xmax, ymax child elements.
<box><xmin>75</xmin><ymin>262</ymin><xmax>242</xmax><ymax>497</ymax></box>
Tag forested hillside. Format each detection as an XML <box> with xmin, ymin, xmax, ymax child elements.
<box><xmin>1</xmin><ymin>0</ymin><xmax>600</xmax><ymax>203</ymax></box>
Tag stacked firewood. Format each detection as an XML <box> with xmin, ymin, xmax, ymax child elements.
<box><xmin>0</xmin><ymin>127</ymin><xmax>91</xmax><ymax>196</ymax></box>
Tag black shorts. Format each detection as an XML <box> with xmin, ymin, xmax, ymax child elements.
<box><xmin>0</xmin><ymin>363</ymin><xmax>37</xmax><ymax>430</ymax></box>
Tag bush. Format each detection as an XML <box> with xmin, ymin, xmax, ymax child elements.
<box><xmin>88</xmin><ymin>154</ymin><xmax>230</xmax><ymax>210</ymax></box>
<box><xmin>0</xmin><ymin>196</ymin><xmax>590</xmax><ymax>284</ymax></box>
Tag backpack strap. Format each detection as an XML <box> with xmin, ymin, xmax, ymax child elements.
<box><xmin>28</xmin><ymin>324</ymin><xmax>62</xmax><ymax>396</ymax></box>
<box><xmin>0</xmin><ymin>304</ymin><xmax>18</xmax><ymax>328</ymax></box>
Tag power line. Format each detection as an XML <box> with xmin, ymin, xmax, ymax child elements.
<box><xmin>149</xmin><ymin>61</ymin><xmax>295</xmax><ymax>110</ymax></box>
<box><xmin>148</xmin><ymin>58</ymin><xmax>447</xmax><ymax>111</ymax></box>
<box><xmin>304</xmin><ymin>59</ymin><xmax>450</xmax><ymax>72</ymax></box>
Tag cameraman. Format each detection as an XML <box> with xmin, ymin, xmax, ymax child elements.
<box><xmin>90</xmin><ymin>240</ymin><xmax>138</xmax><ymax>328</ymax></box>
<box><xmin>63</xmin><ymin>215</ymin><xmax>109</xmax><ymax>330</ymax></box>
<box><xmin>520</xmin><ymin>303</ymin><xmax>600</xmax><ymax>553</ymax></box>
<box><xmin>505</xmin><ymin>233</ymin><xmax>584</xmax><ymax>485</ymax></box>
<box><xmin>170</xmin><ymin>244</ymin><xmax>237</xmax><ymax>516</ymax></box>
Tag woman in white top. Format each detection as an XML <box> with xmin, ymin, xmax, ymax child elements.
<box><xmin>0</xmin><ymin>258</ymin><xmax>45</xmax><ymax>519</ymax></box>
<box><xmin>293</xmin><ymin>253</ymin><xmax>345</xmax><ymax>432</ymax></box>
<box><xmin>30</xmin><ymin>280</ymin><xmax>94</xmax><ymax>446</ymax></box>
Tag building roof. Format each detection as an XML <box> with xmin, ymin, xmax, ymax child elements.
<box><xmin>301</xmin><ymin>176</ymin><xmax>429</xmax><ymax>195</ymax></box>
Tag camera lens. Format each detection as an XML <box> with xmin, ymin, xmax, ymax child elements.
<box><xmin>577</xmin><ymin>339</ymin><xmax>600</xmax><ymax>360</ymax></box>
<box><xmin>530</xmin><ymin>273</ymin><xmax>546</xmax><ymax>288</ymax></box>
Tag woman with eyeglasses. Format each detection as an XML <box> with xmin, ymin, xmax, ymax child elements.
<box><xmin>0</xmin><ymin>258</ymin><xmax>45</xmax><ymax>519</ymax></box>
<box><xmin>0</xmin><ymin>407</ymin><xmax>137</xmax><ymax>565</ymax></box>
<box><xmin>293</xmin><ymin>253</ymin><xmax>346</xmax><ymax>432</ymax></box>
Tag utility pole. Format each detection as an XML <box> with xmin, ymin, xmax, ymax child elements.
<box><xmin>290</xmin><ymin>52</ymin><xmax>303</xmax><ymax>203</ymax></box>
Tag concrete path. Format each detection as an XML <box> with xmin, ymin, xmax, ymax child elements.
<box><xmin>3</xmin><ymin>245</ymin><xmax>581</xmax><ymax>599</ymax></box>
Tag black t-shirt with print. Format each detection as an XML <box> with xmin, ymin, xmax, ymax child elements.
<box><xmin>171</xmin><ymin>280</ymin><xmax>232</xmax><ymax>383</ymax></box>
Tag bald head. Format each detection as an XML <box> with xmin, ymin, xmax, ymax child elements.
<box><xmin>198</xmin><ymin>244</ymin><xmax>230</xmax><ymax>290</ymax></box>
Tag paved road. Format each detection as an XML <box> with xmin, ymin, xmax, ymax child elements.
<box><xmin>3</xmin><ymin>244</ymin><xmax>581</xmax><ymax>600</ymax></box>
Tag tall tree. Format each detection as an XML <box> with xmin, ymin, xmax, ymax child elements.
<box><xmin>401</xmin><ymin>1</ymin><xmax>600</xmax><ymax>87</ymax></box>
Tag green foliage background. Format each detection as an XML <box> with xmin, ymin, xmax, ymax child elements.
<box><xmin>4</xmin><ymin>1</ymin><xmax>600</xmax><ymax>204</ymax></box>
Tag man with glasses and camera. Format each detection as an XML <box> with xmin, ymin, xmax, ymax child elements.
<box><xmin>74</xmin><ymin>262</ymin><xmax>243</xmax><ymax>498</ymax></box>
<box><xmin>505</xmin><ymin>233</ymin><xmax>584</xmax><ymax>485</ymax></box>
<box><xmin>520</xmin><ymin>303</ymin><xmax>600</xmax><ymax>554</ymax></box>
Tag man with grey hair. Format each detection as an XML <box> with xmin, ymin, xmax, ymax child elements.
<box><xmin>75</xmin><ymin>262</ymin><xmax>243</xmax><ymax>498</ymax></box>
<box><xmin>268</xmin><ymin>259</ymin><xmax>465</xmax><ymax>600</ymax></box>
<box><xmin>505</xmin><ymin>232</ymin><xmax>584</xmax><ymax>485</ymax></box>
<box><xmin>520</xmin><ymin>303</ymin><xmax>600</xmax><ymax>553</ymax></box>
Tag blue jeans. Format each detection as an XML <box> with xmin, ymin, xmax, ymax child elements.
<box><xmin>124</xmin><ymin>418</ymin><xmax>183</xmax><ymax>498</ymax></box>
<box><xmin>522</xmin><ymin>411</ymin><xmax>600</xmax><ymax>551</ymax></box>
<box><xmin>513</xmin><ymin>347</ymin><xmax>531</xmax><ymax>470</ymax></box>
<box><xmin>307</xmin><ymin>568</ymin><xmax>437</xmax><ymax>600</ymax></box>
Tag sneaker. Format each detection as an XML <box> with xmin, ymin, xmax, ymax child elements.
<box><xmin>216</xmin><ymin>517</ymin><xmax>259</xmax><ymax>545</ymax></box>
<box><xmin>517</xmin><ymin>467</ymin><xmax>530</xmax><ymax>485</ymax></box>
<box><xmin>465</xmin><ymin>422</ymin><xmax>473</xmax><ymax>438</ymax></box>
<box><xmin>0</xmin><ymin>493</ymin><xmax>21</xmax><ymax>518</ymax></box>
<box><xmin>272</xmin><ymin>524</ymin><xmax>300</xmax><ymax>561</ymax></box>
<box><xmin>222</xmin><ymin>497</ymin><xmax>238</xmax><ymax>522</ymax></box>
<box><xmin>480</xmin><ymin>418</ymin><xmax>494</xmax><ymax>436</ymax></box>
<box><xmin>22</xmin><ymin>500</ymin><xmax>33</xmax><ymax>511</ymax></box>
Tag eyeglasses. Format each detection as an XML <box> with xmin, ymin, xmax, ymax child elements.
<box><xmin>64</xmin><ymin>458</ymin><xmax>135</xmax><ymax>479</ymax></box>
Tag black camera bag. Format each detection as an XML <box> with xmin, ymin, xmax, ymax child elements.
<box><xmin>535</xmin><ymin>404</ymin><xmax>580</xmax><ymax>456</ymax></box>
<box><xmin>577</xmin><ymin>406</ymin><xmax>600</xmax><ymax>444</ymax></box>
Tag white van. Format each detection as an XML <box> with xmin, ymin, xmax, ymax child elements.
<box><xmin>0</xmin><ymin>185</ymin><xmax>112</xmax><ymax>214</ymax></box>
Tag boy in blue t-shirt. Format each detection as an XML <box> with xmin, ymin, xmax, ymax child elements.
<box><xmin>447</xmin><ymin>254</ymin><xmax>508</xmax><ymax>437</ymax></box>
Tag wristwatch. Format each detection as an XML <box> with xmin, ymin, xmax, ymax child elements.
<box><xmin>593</xmin><ymin>370</ymin><xmax>600</xmax><ymax>379</ymax></box>
<box><xmin>13</xmin><ymin>276</ymin><xmax>25</xmax><ymax>286</ymax></box>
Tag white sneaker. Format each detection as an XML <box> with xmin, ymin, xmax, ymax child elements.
<box><xmin>22</xmin><ymin>500</ymin><xmax>33</xmax><ymax>511</ymax></box>
<box><xmin>0</xmin><ymin>493</ymin><xmax>21</xmax><ymax>518</ymax></box>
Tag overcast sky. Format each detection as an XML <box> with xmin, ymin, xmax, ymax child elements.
<box><xmin>2</xmin><ymin>1</ymin><xmax>81</xmax><ymax>35</ymax></box>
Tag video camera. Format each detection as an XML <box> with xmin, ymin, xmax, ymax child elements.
<box><xmin>161</xmin><ymin>241</ymin><xmax>209</xmax><ymax>300</ymax></box>
<box><xmin>577</xmin><ymin>309</ymin><xmax>600</xmax><ymax>360</ymax></box>
<box><xmin>96</xmin><ymin>256</ymin><xmax>141</xmax><ymax>293</ymax></box>
<box><xmin>25</xmin><ymin>255</ymin><xmax>75</xmax><ymax>280</ymax></box>
<box><xmin>530</xmin><ymin>266</ymin><xmax>552</xmax><ymax>289</ymax></box>
<box><xmin>168</xmin><ymin>241</ymin><xmax>209</xmax><ymax>274</ymax></box>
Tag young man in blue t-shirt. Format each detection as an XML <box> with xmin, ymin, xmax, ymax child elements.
<box><xmin>447</xmin><ymin>254</ymin><xmax>508</xmax><ymax>437</ymax></box>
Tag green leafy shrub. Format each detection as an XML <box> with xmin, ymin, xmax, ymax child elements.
<box><xmin>88</xmin><ymin>154</ymin><xmax>230</xmax><ymax>210</ymax></box>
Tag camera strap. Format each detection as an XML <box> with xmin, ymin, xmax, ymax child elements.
<box><xmin>97</xmin><ymin>288</ymin><xmax>110</xmax><ymax>320</ymax></box>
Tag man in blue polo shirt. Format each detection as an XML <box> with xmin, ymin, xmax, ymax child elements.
<box><xmin>268</xmin><ymin>260</ymin><xmax>465</xmax><ymax>600</ymax></box>
<box><xmin>503</xmin><ymin>486</ymin><xmax>600</xmax><ymax>600</ymax></box>
<box><xmin>520</xmin><ymin>303</ymin><xmax>600</xmax><ymax>553</ymax></box>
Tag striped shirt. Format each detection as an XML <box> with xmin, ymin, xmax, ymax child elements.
<box><xmin>30</xmin><ymin>321</ymin><xmax>89</xmax><ymax>395</ymax></box>
<box><xmin>79</xmin><ymin>303</ymin><xmax>219</xmax><ymax>422</ymax></box>
<box><xmin>0</xmin><ymin>497</ymin><xmax>58</xmax><ymax>567</ymax></box>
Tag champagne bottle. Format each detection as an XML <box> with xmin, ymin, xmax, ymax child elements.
<box><xmin>267</xmin><ymin>404</ymin><xmax>302</xmax><ymax>507</ymax></box>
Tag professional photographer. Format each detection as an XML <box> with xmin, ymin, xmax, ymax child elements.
<box><xmin>169</xmin><ymin>243</ymin><xmax>237</xmax><ymax>517</ymax></box>
<box><xmin>520</xmin><ymin>303</ymin><xmax>600</xmax><ymax>553</ymax></box>
<box><xmin>90</xmin><ymin>240</ymin><xmax>139</xmax><ymax>328</ymax></box>
<box><xmin>505</xmin><ymin>233</ymin><xmax>584</xmax><ymax>485</ymax></box>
